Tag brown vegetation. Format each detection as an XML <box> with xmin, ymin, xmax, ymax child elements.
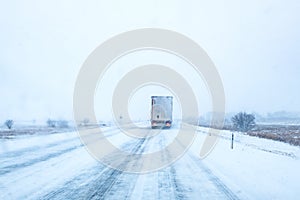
<box><xmin>0</xmin><ymin>126</ymin><xmax>74</xmax><ymax>139</ymax></box>
<box><xmin>247</xmin><ymin>125</ymin><xmax>300</xmax><ymax>146</ymax></box>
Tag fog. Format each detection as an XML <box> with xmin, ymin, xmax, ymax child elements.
<box><xmin>1</xmin><ymin>0</ymin><xmax>299</xmax><ymax>122</ymax></box>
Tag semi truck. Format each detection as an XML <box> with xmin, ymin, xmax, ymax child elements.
<box><xmin>151</xmin><ymin>96</ymin><xmax>173</xmax><ymax>129</ymax></box>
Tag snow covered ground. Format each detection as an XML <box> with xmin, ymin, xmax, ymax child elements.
<box><xmin>194</xmin><ymin>127</ymin><xmax>300</xmax><ymax>200</ymax></box>
<box><xmin>0</xmin><ymin>124</ymin><xmax>299</xmax><ymax>199</ymax></box>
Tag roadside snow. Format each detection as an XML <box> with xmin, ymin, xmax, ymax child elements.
<box><xmin>190</xmin><ymin>127</ymin><xmax>300</xmax><ymax>199</ymax></box>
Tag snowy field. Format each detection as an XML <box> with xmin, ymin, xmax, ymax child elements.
<box><xmin>0</xmin><ymin>124</ymin><xmax>299</xmax><ymax>199</ymax></box>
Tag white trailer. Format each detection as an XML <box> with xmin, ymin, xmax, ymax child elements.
<box><xmin>151</xmin><ymin>96</ymin><xmax>173</xmax><ymax>129</ymax></box>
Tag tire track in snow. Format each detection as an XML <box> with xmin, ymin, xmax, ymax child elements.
<box><xmin>88</xmin><ymin>139</ymin><xmax>146</xmax><ymax>199</ymax></box>
<box><xmin>0</xmin><ymin>128</ymin><xmax>119</xmax><ymax>176</ymax></box>
<box><xmin>0</xmin><ymin>127</ymin><xmax>117</xmax><ymax>161</ymax></box>
<box><xmin>41</xmin><ymin>133</ymin><xmax>151</xmax><ymax>200</ymax></box>
<box><xmin>156</xmin><ymin>133</ymin><xmax>187</xmax><ymax>200</ymax></box>
<box><xmin>172</xmin><ymin>130</ymin><xmax>239</xmax><ymax>200</ymax></box>
<box><xmin>0</xmin><ymin>145</ymin><xmax>82</xmax><ymax>176</ymax></box>
<box><xmin>186</xmin><ymin>152</ymin><xmax>240</xmax><ymax>200</ymax></box>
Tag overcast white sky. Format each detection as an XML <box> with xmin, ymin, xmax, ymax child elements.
<box><xmin>0</xmin><ymin>0</ymin><xmax>300</xmax><ymax>122</ymax></box>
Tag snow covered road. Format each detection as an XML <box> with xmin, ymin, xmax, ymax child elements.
<box><xmin>1</xmin><ymin>125</ymin><xmax>299</xmax><ymax>199</ymax></box>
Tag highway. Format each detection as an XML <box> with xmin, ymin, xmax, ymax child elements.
<box><xmin>0</xmin><ymin>125</ymin><xmax>240</xmax><ymax>199</ymax></box>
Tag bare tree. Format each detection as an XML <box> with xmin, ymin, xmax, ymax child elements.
<box><xmin>47</xmin><ymin>119</ymin><xmax>56</xmax><ymax>127</ymax></box>
<box><xmin>5</xmin><ymin>120</ymin><xmax>14</xmax><ymax>129</ymax></box>
<box><xmin>57</xmin><ymin>120</ymin><xmax>69</xmax><ymax>128</ymax></box>
<box><xmin>231</xmin><ymin>112</ymin><xmax>256</xmax><ymax>132</ymax></box>
<box><xmin>47</xmin><ymin>119</ymin><xmax>69</xmax><ymax>128</ymax></box>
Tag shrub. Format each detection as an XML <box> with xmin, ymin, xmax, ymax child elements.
<box><xmin>4</xmin><ymin>120</ymin><xmax>14</xmax><ymax>129</ymax></box>
<box><xmin>47</xmin><ymin>119</ymin><xmax>56</xmax><ymax>127</ymax></box>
